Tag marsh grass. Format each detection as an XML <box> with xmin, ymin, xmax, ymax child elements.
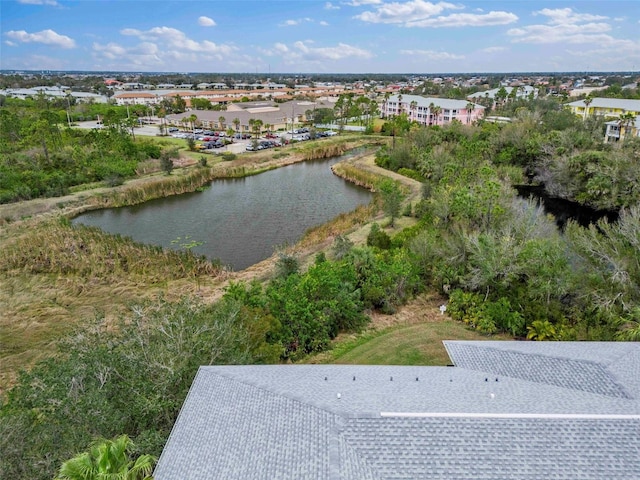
<box><xmin>331</xmin><ymin>162</ymin><xmax>386</xmax><ymax>189</ymax></box>
<box><xmin>0</xmin><ymin>218</ymin><xmax>225</xmax><ymax>391</ymax></box>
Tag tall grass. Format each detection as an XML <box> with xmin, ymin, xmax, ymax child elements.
<box><xmin>0</xmin><ymin>217</ymin><xmax>221</xmax><ymax>281</ymax></box>
<box><xmin>331</xmin><ymin>162</ymin><xmax>388</xmax><ymax>190</ymax></box>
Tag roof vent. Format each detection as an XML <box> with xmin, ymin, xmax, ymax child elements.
<box><xmin>337</xmin><ymin>393</ymin><xmax>341</xmax><ymax>399</ymax></box>
<box><xmin>353</xmin><ymin>376</ymin><xmax>356</xmax><ymax>381</ymax></box>
<box><xmin>324</xmin><ymin>376</ymin><xmax>328</xmax><ymax>381</ymax></box>
<box><xmin>390</xmin><ymin>376</ymin><xmax>393</xmax><ymax>381</ymax></box>
<box><xmin>416</xmin><ymin>377</ymin><xmax>419</xmax><ymax>381</ymax></box>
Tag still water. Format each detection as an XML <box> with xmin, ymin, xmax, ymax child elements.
<box><xmin>72</xmin><ymin>156</ymin><xmax>372</xmax><ymax>270</ymax></box>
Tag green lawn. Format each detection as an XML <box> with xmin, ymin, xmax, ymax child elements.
<box><xmin>312</xmin><ymin>320</ymin><xmax>507</xmax><ymax>366</ymax></box>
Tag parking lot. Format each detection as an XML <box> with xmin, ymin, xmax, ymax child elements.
<box><xmin>73</xmin><ymin>120</ymin><xmax>337</xmax><ymax>155</ymax></box>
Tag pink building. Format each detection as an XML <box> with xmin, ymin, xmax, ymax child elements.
<box><xmin>382</xmin><ymin>94</ymin><xmax>484</xmax><ymax>126</ymax></box>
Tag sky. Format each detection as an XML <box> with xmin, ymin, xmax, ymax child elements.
<box><xmin>1</xmin><ymin>0</ymin><xmax>639</xmax><ymax>74</ymax></box>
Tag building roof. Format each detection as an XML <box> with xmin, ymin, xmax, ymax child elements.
<box><xmin>467</xmin><ymin>86</ymin><xmax>536</xmax><ymax>99</ymax></box>
<box><xmin>154</xmin><ymin>342</ymin><xmax>640</xmax><ymax>480</ymax></box>
<box><xmin>566</xmin><ymin>97</ymin><xmax>640</xmax><ymax>112</ymax></box>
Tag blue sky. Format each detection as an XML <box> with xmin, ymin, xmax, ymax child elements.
<box><xmin>1</xmin><ymin>0</ymin><xmax>639</xmax><ymax>73</ymax></box>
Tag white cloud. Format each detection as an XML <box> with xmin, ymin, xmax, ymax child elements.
<box><xmin>119</xmin><ymin>26</ymin><xmax>236</xmax><ymax>55</ymax></box>
<box><xmin>399</xmin><ymin>49</ymin><xmax>464</xmax><ymax>60</ymax></box>
<box><xmin>324</xmin><ymin>2</ymin><xmax>340</xmax><ymax>10</ymax></box>
<box><xmin>355</xmin><ymin>0</ymin><xmax>516</xmax><ymax>28</ymax></box>
<box><xmin>481</xmin><ymin>46</ymin><xmax>507</xmax><ymax>53</ymax></box>
<box><xmin>4</xmin><ymin>40</ymin><xmax>18</xmax><ymax>47</ymax></box>
<box><xmin>406</xmin><ymin>11</ymin><xmax>518</xmax><ymax>28</ymax></box>
<box><xmin>346</xmin><ymin>0</ymin><xmax>382</xmax><ymax>5</ymax></box>
<box><xmin>198</xmin><ymin>16</ymin><xmax>216</xmax><ymax>27</ymax></box>
<box><xmin>533</xmin><ymin>8</ymin><xmax>607</xmax><ymax>25</ymax></box>
<box><xmin>293</xmin><ymin>41</ymin><xmax>373</xmax><ymax>60</ymax></box>
<box><xmin>269</xmin><ymin>40</ymin><xmax>373</xmax><ymax>64</ymax></box>
<box><xmin>120</xmin><ymin>28</ymin><xmax>142</xmax><ymax>36</ymax></box>
<box><xmin>506</xmin><ymin>7</ymin><xmax>625</xmax><ymax>45</ymax></box>
<box><xmin>5</xmin><ymin>29</ymin><xmax>75</xmax><ymax>48</ymax></box>
<box><xmin>280</xmin><ymin>18</ymin><xmax>315</xmax><ymax>27</ymax></box>
<box><xmin>18</xmin><ymin>0</ymin><xmax>58</xmax><ymax>5</ymax></box>
<box><xmin>94</xmin><ymin>26</ymin><xmax>239</xmax><ymax>69</ymax></box>
<box><xmin>274</xmin><ymin>43</ymin><xmax>290</xmax><ymax>54</ymax></box>
<box><xmin>319</xmin><ymin>21</ymin><xmax>329</xmax><ymax>26</ymax></box>
<box><xmin>355</xmin><ymin>0</ymin><xmax>459</xmax><ymax>24</ymax></box>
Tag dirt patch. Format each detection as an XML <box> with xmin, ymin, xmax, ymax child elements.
<box><xmin>368</xmin><ymin>292</ymin><xmax>448</xmax><ymax>330</ymax></box>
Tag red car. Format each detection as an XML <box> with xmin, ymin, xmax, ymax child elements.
<box><xmin>265</xmin><ymin>133</ymin><xmax>278</xmax><ymax>139</ymax></box>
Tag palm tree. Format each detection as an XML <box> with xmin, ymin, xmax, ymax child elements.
<box><xmin>218</xmin><ymin>115</ymin><xmax>226</xmax><ymax>131</ymax></box>
<box><xmin>382</xmin><ymin>91</ymin><xmax>391</xmax><ymax>119</ymax></box>
<box><xmin>583</xmin><ymin>96</ymin><xmax>593</xmax><ymax>121</ymax></box>
<box><xmin>431</xmin><ymin>104</ymin><xmax>442</xmax><ymax>126</ymax></box>
<box><xmin>409</xmin><ymin>100</ymin><xmax>417</xmax><ymax>122</ymax></box>
<box><xmin>56</xmin><ymin>435</ymin><xmax>155</xmax><ymax>480</ymax></box>
<box><xmin>618</xmin><ymin>111</ymin><xmax>636</xmax><ymax>141</ymax></box>
<box><xmin>466</xmin><ymin>102</ymin><xmax>475</xmax><ymax>125</ymax></box>
<box><xmin>188</xmin><ymin>114</ymin><xmax>198</xmax><ymax>132</ymax></box>
<box><xmin>249</xmin><ymin>118</ymin><xmax>263</xmax><ymax>138</ymax></box>
<box><xmin>157</xmin><ymin>107</ymin><xmax>167</xmax><ymax>136</ymax></box>
<box><xmin>233</xmin><ymin>117</ymin><xmax>240</xmax><ymax>134</ymax></box>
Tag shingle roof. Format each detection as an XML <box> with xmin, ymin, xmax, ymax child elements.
<box><xmin>566</xmin><ymin>97</ymin><xmax>640</xmax><ymax>112</ymax></box>
<box><xmin>154</xmin><ymin>342</ymin><xmax>640</xmax><ymax>480</ymax></box>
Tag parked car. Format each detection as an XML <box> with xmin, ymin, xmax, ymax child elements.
<box><xmin>168</xmin><ymin>127</ymin><xmax>179</xmax><ymax>132</ymax></box>
<box><xmin>265</xmin><ymin>133</ymin><xmax>278</xmax><ymax>139</ymax></box>
<box><xmin>325</xmin><ymin>130</ymin><xmax>337</xmax><ymax>136</ymax></box>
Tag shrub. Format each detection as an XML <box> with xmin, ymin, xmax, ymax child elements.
<box><xmin>367</xmin><ymin>223</ymin><xmax>391</xmax><ymax>250</ymax></box>
<box><xmin>104</xmin><ymin>174</ymin><xmax>124</xmax><ymax>187</ymax></box>
<box><xmin>221</xmin><ymin>152</ymin><xmax>236</xmax><ymax>161</ymax></box>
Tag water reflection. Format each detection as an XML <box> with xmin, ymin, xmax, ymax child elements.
<box><xmin>72</xmin><ymin>157</ymin><xmax>372</xmax><ymax>270</ymax></box>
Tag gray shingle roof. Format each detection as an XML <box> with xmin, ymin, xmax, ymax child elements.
<box><xmin>154</xmin><ymin>342</ymin><xmax>640</xmax><ymax>480</ymax></box>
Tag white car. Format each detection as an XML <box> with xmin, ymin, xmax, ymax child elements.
<box><xmin>325</xmin><ymin>130</ymin><xmax>337</xmax><ymax>136</ymax></box>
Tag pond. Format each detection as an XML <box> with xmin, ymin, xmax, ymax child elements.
<box><xmin>515</xmin><ymin>185</ymin><xmax>619</xmax><ymax>229</ymax></box>
<box><xmin>72</xmin><ymin>155</ymin><xmax>373</xmax><ymax>270</ymax></box>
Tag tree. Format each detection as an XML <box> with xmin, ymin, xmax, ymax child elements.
<box><xmin>160</xmin><ymin>150</ymin><xmax>174</xmax><ymax>175</ymax></box>
<box><xmin>431</xmin><ymin>104</ymin><xmax>441</xmax><ymax>126</ymax></box>
<box><xmin>618</xmin><ymin>111</ymin><xmax>636</xmax><ymax>141</ymax></box>
<box><xmin>466</xmin><ymin>102</ymin><xmax>475</xmax><ymax>125</ymax></box>
<box><xmin>409</xmin><ymin>100</ymin><xmax>418</xmax><ymax>122</ymax></box>
<box><xmin>378</xmin><ymin>178</ymin><xmax>404</xmax><ymax>227</ymax></box>
<box><xmin>56</xmin><ymin>435</ymin><xmax>155</xmax><ymax>480</ymax></box>
<box><xmin>218</xmin><ymin>115</ymin><xmax>226</xmax><ymax>130</ymax></box>
<box><xmin>249</xmin><ymin>118</ymin><xmax>263</xmax><ymax>138</ymax></box>
<box><xmin>382</xmin><ymin>91</ymin><xmax>391</xmax><ymax>118</ymax></box>
<box><xmin>233</xmin><ymin>117</ymin><xmax>240</xmax><ymax>133</ymax></box>
<box><xmin>495</xmin><ymin>87</ymin><xmax>508</xmax><ymax>106</ymax></box>
<box><xmin>188</xmin><ymin>114</ymin><xmax>198</xmax><ymax>132</ymax></box>
<box><xmin>582</xmin><ymin>96</ymin><xmax>593</xmax><ymax>120</ymax></box>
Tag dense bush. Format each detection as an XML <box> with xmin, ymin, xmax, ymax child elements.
<box><xmin>0</xmin><ymin>296</ymin><xmax>278</xmax><ymax>480</ymax></box>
